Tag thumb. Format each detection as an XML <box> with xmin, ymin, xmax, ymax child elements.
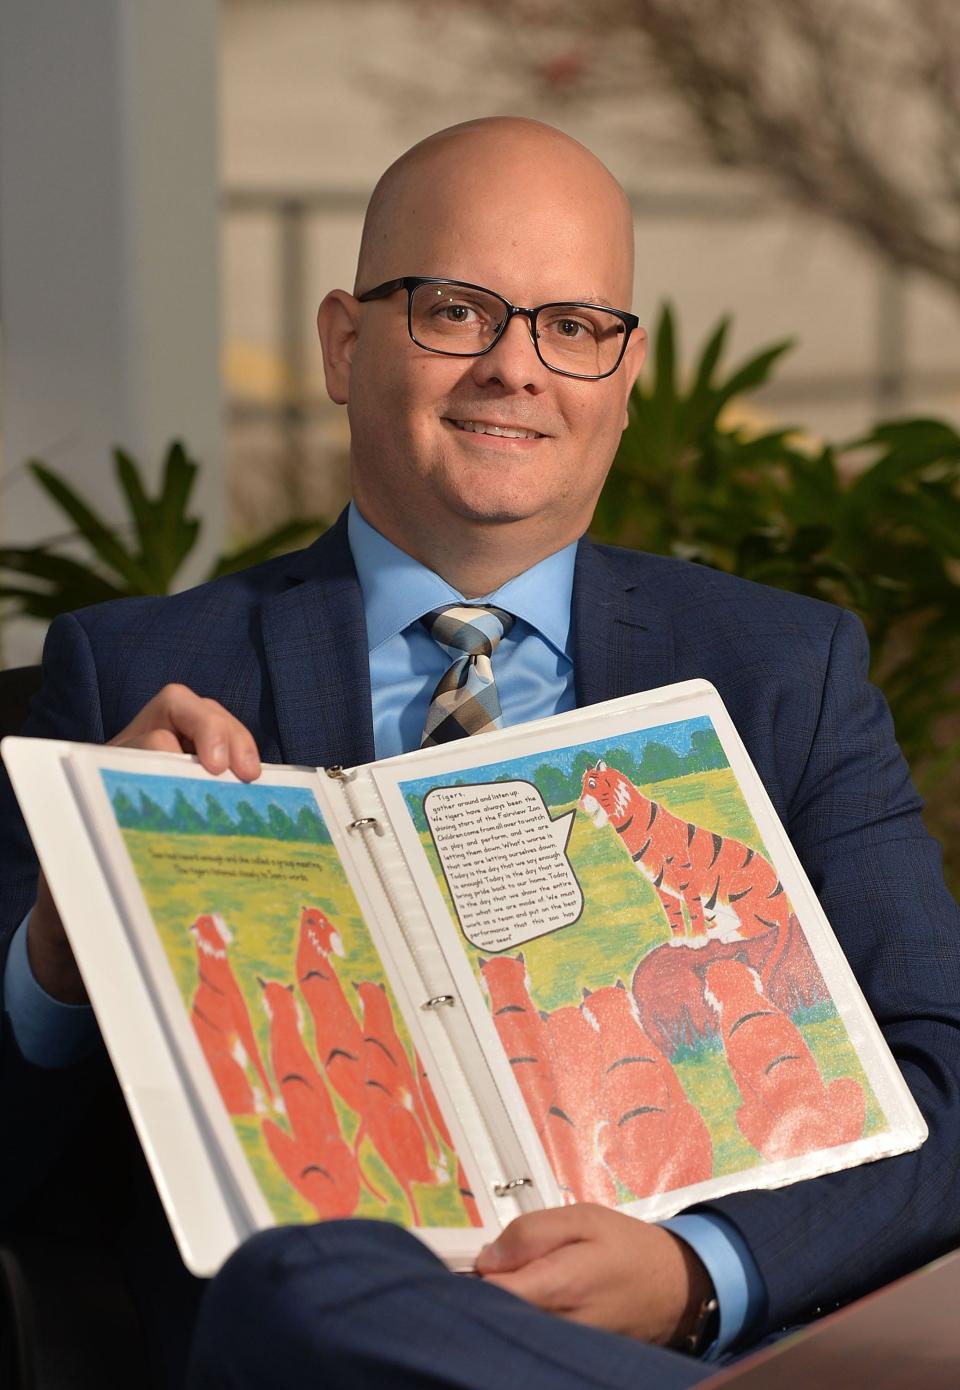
<box><xmin>475</xmin><ymin>1206</ymin><xmax>595</xmax><ymax>1275</ymax></box>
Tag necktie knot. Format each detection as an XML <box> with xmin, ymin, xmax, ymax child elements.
<box><xmin>419</xmin><ymin>604</ymin><xmax>515</xmax><ymax>746</ymax></box>
<box><xmin>420</xmin><ymin>604</ymin><xmax>514</xmax><ymax>658</ymax></box>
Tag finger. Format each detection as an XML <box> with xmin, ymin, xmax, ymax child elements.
<box><xmin>149</xmin><ymin>686</ymin><xmax>233</xmax><ymax>773</ymax></box>
<box><xmin>113</xmin><ymin>728</ymin><xmax>188</xmax><ymax>757</ymax></box>
<box><xmin>476</xmin><ymin>1205</ymin><xmax>597</xmax><ymax>1274</ymax></box>
<box><xmin>116</xmin><ymin>685</ymin><xmax>261</xmax><ymax>780</ymax></box>
<box><xmin>175</xmin><ymin>698</ymin><xmax>260</xmax><ymax>780</ymax></box>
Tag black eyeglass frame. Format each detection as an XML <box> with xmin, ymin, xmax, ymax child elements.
<box><xmin>356</xmin><ymin>276</ymin><xmax>641</xmax><ymax>381</ymax></box>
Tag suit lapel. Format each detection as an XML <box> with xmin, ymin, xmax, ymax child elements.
<box><xmin>572</xmin><ymin>539</ymin><xmax>676</xmax><ymax>706</ymax></box>
<box><xmin>260</xmin><ymin>513</ymin><xmax>376</xmax><ymax>770</ymax></box>
<box><xmin>260</xmin><ymin>527</ymin><xmax>677</xmax><ymax>767</ymax></box>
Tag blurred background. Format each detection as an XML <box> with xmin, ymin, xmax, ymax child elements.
<box><xmin>0</xmin><ymin>0</ymin><xmax>957</xmax><ymax>879</ymax></box>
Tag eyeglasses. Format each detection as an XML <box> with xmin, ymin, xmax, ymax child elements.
<box><xmin>356</xmin><ymin>276</ymin><xmax>640</xmax><ymax>380</ymax></box>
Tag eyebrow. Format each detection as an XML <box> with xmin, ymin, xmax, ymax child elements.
<box><xmin>538</xmin><ymin>293</ymin><xmax>617</xmax><ymax>308</ymax></box>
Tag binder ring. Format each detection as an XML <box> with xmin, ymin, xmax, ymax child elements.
<box><xmin>421</xmin><ymin>994</ymin><xmax>456</xmax><ymax>1010</ymax></box>
<box><xmin>326</xmin><ymin>765</ymin><xmax>344</xmax><ymax>779</ymax></box>
<box><xmin>493</xmin><ymin>1177</ymin><xmax>533</xmax><ymax>1196</ymax></box>
<box><xmin>348</xmin><ymin>817</ymin><xmax>380</xmax><ymax>832</ymax></box>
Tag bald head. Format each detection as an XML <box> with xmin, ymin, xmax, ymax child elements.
<box><xmin>317</xmin><ymin>116</ymin><xmax>646</xmax><ymax>595</ymax></box>
<box><xmin>355</xmin><ymin>117</ymin><xmax>635</xmax><ymax>305</ymax></box>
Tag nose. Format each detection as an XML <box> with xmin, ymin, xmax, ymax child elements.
<box><xmin>469</xmin><ymin>311</ymin><xmax>550</xmax><ymax>392</ymax></box>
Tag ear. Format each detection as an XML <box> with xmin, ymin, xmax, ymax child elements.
<box><xmin>620</xmin><ymin>325</ymin><xmax>647</xmax><ymax>431</ymax></box>
<box><xmin>317</xmin><ymin>289</ymin><xmax>361</xmax><ymax>405</ymax></box>
<box><xmin>595</xmin><ymin>758</ymin><xmax>607</xmax><ymax>772</ymax></box>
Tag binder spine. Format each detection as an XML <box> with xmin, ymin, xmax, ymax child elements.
<box><xmin>332</xmin><ymin>767</ymin><xmax>534</xmax><ymax>1218</ymax></box>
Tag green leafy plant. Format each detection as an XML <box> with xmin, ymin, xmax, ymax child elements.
<box><xmin>596</xmin><ymin>305</ymin><xmax>960</xmax><ymax>889</ymax></box>
<box><xmin>0</xmin><ymin>440</ymin><xmax>326</xmax><ymax>620</ymax></box>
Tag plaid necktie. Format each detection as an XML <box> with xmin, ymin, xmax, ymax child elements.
<box><xmin>420</xmin><ymin>605</ymin><xmax>515</xmax><ymax>746</ymax></box>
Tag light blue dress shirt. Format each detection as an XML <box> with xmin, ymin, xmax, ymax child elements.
<box><xmin>3</xmin><ymin>501</ymin><xmax>763</xmax><ymax>1353</ymax></box>
<box><xmin>347</xmin><ymin>503</ymin><xmax>580</xmax><ymax>759</ymax></box>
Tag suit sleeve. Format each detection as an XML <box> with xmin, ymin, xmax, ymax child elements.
<box><xmin>0</xmin><ymin>612</ymin><xmax>112</xmax><ymax>1218</ymax></box>
<box><xmin>699</xmin><ymin>609</ymin><xmax>960</xmax><ymax>1335</ymax></box>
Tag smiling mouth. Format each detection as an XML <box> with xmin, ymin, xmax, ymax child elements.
<box><xmin>447</xmin><ymin>418</ymin><xmax>545</xmax><ymax>439</ymax></box>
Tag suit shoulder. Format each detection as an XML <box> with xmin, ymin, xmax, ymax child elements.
<box><xmin>67</xmin><ymin>544</ymin><xmax>318</xmax><ymax>639</ymax></box>
<box><xmin>589</xmin><ymin>541</ymin><xmax>851</xmax><ymax>634</ymax></box>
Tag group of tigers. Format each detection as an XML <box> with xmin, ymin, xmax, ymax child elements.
<box><xmin>484</xmin><ymin>757</ymin><xmax>866</xmax><ymax>1194</ymax></box>
<box><xmin>475</xmin><ymin>760</ymin><xmax>868</xmax><ymax>1203</ymax></box>
<box><xmin>483</xmin><ymin>947</ymin><xmax>865</xmax><ymax>1203</ymax></box>
<box><xmin>481</xmin><ymin>957</ymin><xmax>713</xmax><ymax>1201</ymax></box>
<box><xmin>186</xmin><ymin>757</ymin><xmax>866</xmax><ymax>1223</ymax></box>
<box><xmin>188</xmin><ymin>906</ymin><xmax>481</xmax><ymax>1227</ymax></box>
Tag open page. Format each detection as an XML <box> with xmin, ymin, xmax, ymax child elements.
<box><xmin>3</xmin><ymin>739</ymin><xmax>493</xmax><ymax>1274</ymax></box>
<box><xmin>370</xmin><ymin>681</ymin><xmax>927</xmax><ymax>1222</ymax></box>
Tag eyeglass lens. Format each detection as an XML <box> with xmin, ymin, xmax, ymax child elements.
<box><xmin>409</xmin><ymin>283</ymin><xmax>626</xmax><ymax>377</ymax></box>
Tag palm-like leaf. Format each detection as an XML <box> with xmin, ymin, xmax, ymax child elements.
<box><xmin>0</xmin><ymin>442</ymin><xmax>326</xmax><ymax>628</ymax></box>
<box><xmin>114</xmin><ymin>442</ymin><xmax>203</xmax><ymax>590</ymax></box>
<box><xmin>28</xmin><ymin>462</ymin><xmax>155</xmax><ymax>591</ymax></box>
<box><xmin>208</xmin><ymin>519</ymin><xmax>325</xmax><ymax>581</ymax></box>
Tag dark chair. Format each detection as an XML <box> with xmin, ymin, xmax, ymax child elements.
<box><xmin>0</xmin><ymin>664</ymin><xmax>156</xmax><ymax>1388</ymax></box>
<box><xmin>0</xmin><ymin>666</ymin><xmax>42</xmax><ymax>742</ymax></box>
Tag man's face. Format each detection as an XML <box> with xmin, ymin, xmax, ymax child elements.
<box><xmin>321</xmin><ymin>135</ymin><xmax>645</xmax><ymax>570</ymax></box>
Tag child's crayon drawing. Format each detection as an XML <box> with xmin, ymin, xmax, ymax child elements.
<box><xmin>398</xmin><ymin>716</ymin><xmax>885</xmax><ymax>1202</ymax></box>
<box><xmin>99</xmin><ymin>769</ymin><xmax>480</xmax><ymax>1231</ymax></box>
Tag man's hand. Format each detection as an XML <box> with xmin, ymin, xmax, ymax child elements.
<box><xmin>475</xmin><ymin>1205</ymin><xmax>714</xmax><ymax>1348</ymax></box>
<box><xmin>27</xmin><ymin>684</ymin><xmax>261</xmax><ymax>1003</ymax></box>
<box><xmin>106</xmin><ymin>684</ymin><xmax>261</xmax><ymax>779</ymax></box>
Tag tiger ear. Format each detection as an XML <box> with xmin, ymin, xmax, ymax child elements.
<box><xmin>595</xmin><ymin>758</ymin><xmax>607</xmax><ymax>772</ymax></box>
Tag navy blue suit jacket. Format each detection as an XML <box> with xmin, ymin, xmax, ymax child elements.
<box><xmin>2</xmin><ymin>512</ymin><xmax>959</xmax><ymax>1349</ymax></box>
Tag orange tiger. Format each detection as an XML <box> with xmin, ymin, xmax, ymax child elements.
<box><xmin>480</xmin><ymin>955</ymin><xmax>613</xmax><ymax>1203</ymax></box>
<box><xmin>541</xmin><ymin>1003</ymin><xmax>618</xmax><ymax>1205</ymax></box>
<box><xmin>189</xmin><ymin>913</ymin><xmax>274</xmax><ymax>1116</ymax></box>
<box><xmin>704</xmin><ymin>958</ymin><xmax>865</xmax><ymax>1161</ymax></box>
<box><xmin>585</xmin><ymin>981</ymin><xmax>713</xmax><ymax>1197</ymax></box>
<box><xmin>353</xmin><ymin>980</ymin><xmax>440</xmax><ymax>1163</ymax></box>
<box><xmin>580</xmin><ymin>759</ymin><xmax>797</xmax><ymax>949</ymax></box>
<box><xmin>355</xmin><ymin>981</ymin><xmax>441</xmax><ymax>1226</ymax></box>
<box><xmin>479</xmin><ymin>954</ymin><xmax>554</xmax><ymax>1137</ymax></box>
<box><xmin>258</xmin><ymin>978</ymin><xmax>360</xmax><ymax>1218</ymax></box>
<box><xmin>296</xmin><ymin>906</ymin><xmax>367</xmax><ymax>1116</ymax></box>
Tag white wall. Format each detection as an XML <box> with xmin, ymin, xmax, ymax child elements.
<box><xmin>0</xmin><ymin>0</ymin><xmax>222</xmax><ymax>663</ymax></box>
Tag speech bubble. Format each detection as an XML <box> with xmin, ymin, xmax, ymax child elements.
<box><xmin>423</xmin><ymin>781</ymin><xmax>584</xmax><ymax>952</ymax></box>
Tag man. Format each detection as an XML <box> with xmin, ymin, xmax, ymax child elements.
<box><xmin>2</xmin><ymin>118</ymin><xmax>959</xmax><ymax>1390</ymax></box>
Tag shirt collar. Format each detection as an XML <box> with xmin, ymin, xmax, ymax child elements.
<box><xmin>347</xmin><ymin>502</ymin><xmax>576</xmax><ymax>658</ymax></box>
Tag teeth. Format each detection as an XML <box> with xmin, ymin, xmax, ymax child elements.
<box><xmin>452</xmin><ymin>419</ymin><xmax>541</xmax><ymax>439</ymax></box>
